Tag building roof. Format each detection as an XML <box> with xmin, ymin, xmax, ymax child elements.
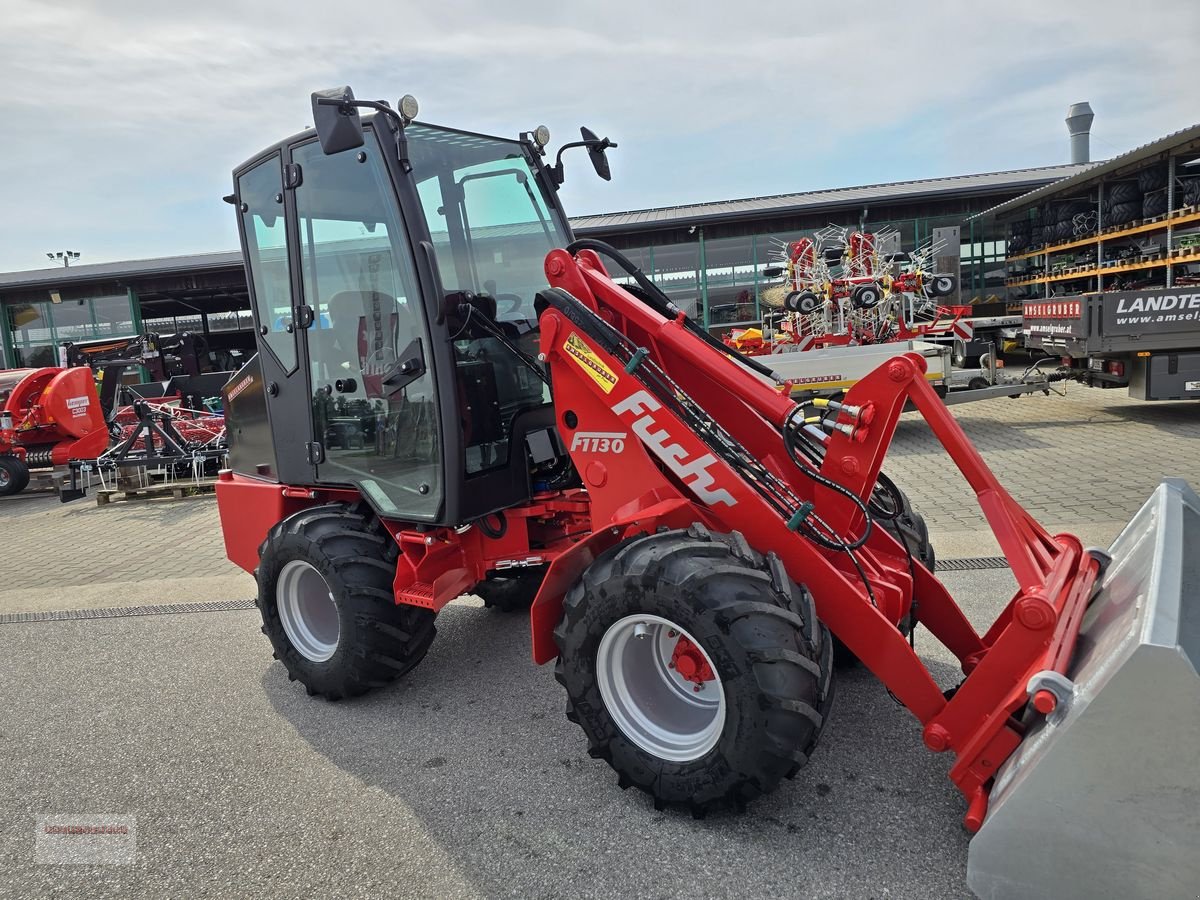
<box><xmin>569</xmin><ymin>163</ymin><xmax>1092</xmax><ymax>234</ymax></box>
<box><xmin>0</xmin><ymin>249</ymin><xmax>245</xmax><ymax>293</ymax></box>
<box><xmin>973</xmin><ymin>123</ymin><xmax>1200</xmax><ymax>220</ymax></box>
<box><xmin>0</xmin><ymin>162</ymin><xmax>1091</xmax><ymax>293</ymax></box>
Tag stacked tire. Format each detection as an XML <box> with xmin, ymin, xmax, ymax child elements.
<box><xmin>1008</xmin><ymin>219</ymin><xmax>1031</xmax><ymax>254</ymax></box>
<box><xmin>1182</xmin><ymin>178</ymin><xmax>1200</xmax><ymax>209</ymax></box>
<box><xmin>1143</xmin><ymin>189</ymin><xmax>1169</xmax><ymax>219</ymax></box>
<box><xmin>1137</xmin><ymin>165</ymin><xmax>1168</xmax><ymax>194</ymax></box>
<box><xmin>1053</xmin><ymin>199</ymin><xmax>1092</xmax><ymax>242</ymax></box>
<box><xmin>1103</xmin><ymin>181</ymin><xmax>1142</xmax><ymax>227</ymax></box>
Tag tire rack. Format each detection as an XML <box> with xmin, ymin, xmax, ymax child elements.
<box><xmin>1002</xmin><ymin>144</ymin><xmax>1200</xmax><ymax>301</ymax></box>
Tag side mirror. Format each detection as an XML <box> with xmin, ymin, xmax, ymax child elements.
<box><xmin>762</xmin><ymin>266</ymin><xmax>784</xmax><ymax>279</ymax></box>
<box><xmin>580</xmin><ymin>126</ymin><xmax>612</xmax><ymax>181</ymax></box>
<box><xmin>311</xmin><ymin>86</ymin><xmax>365</xmax><ymax>155</ymax></box>
<box><xmin>551</xmin><ymin>128</ymin><xmax>618</xmax><ymax>187</ymax></box>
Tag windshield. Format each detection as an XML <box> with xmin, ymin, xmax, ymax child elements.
<box><xmin>410</xmin><ymin>125</ymin><xmax>570</xmax><ymax>327</ymax></box>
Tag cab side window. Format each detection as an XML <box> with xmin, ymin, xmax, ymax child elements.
<box><xmin>238</xmin><ymin>155</ymin><xmax>296</xmax><ymax>372</ymax></box>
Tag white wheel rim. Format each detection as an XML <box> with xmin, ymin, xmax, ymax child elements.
<box><xmin>276</xmin><ymin>560</ymin><xmax>340</xmax><ymax>662</ymax></box>
<box><xmin>596</xmin><ymin>614</ymin><xmax>726</xmax><ymax>763</ymax></box>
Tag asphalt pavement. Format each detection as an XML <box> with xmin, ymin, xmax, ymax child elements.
<box><xmin>0</xmin><ymin>570</ymin><xmax>1016</xmax><ymax>899</ymax></box>
<box><xmin>2</xmin><ymin>385</ymin><xmax>1197</xmax><ymax>897</ymax></box>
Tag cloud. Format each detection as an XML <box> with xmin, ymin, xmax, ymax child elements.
<box><xmin>0</xmin><ymin>0</ymin><xmax>1197</xmax><ymax>271</ymax></box>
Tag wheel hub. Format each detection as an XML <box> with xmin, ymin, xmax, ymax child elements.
<box><xmin>276</xmin><ymin>559</ymin><xmax>340</xmax><ymax>663</ymax></box>
<box><xmin>670</xmin><ymin>635</ymin><xmax>715</xmax><ymax>686</ymax></box>
<box><xmin>596</xmin><ymin>614</ymin><xmax>726</xmax><ymax>763</ymax></box>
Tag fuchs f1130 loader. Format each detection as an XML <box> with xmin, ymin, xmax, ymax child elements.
<box><xmin>215</xmin><ymin>87</ymin><xmax>1199</xmax><ymax>899</ymax></box>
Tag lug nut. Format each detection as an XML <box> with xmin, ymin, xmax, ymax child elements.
<box><xmin>633</xmin><ymin>623</ymin><xmax>651</xmax><ymax>640</ymax></box>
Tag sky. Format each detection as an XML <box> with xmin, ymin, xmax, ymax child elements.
<box><xmin>1</xmin><ymin>0</ymin><xmax>1198</xmax><ymax>273</ymax></box>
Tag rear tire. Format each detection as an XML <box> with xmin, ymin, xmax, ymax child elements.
<box><xmin>555</xmin><ymin>525</ymin><xmax>834</xmax><ymax>815</ymax></box>
<box><xmin>0</xmin><ymin>455</ymin><xmax>30</xmax><ymax>496</ymax></box>
<box><xmin>256</xmin><ymin>502</ymin><xmax>436</xmax><ymax>700</ymax></box>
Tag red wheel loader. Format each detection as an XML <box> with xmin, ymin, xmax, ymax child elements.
<box><xmin>216</xmin><ymin>88</ymin><xmax>1199</xmax><ymax>899</ymax></box>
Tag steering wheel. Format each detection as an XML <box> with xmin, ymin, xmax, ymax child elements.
<box><xmin>494</xmin><ymin>292</ymin><xmax>525</xmax><ymax>319</ymax></box>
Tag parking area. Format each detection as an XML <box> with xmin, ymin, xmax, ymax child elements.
<box><xmin>0</xmin><ymin>386</ymin><xmax>1196</xmax><ymax>897</ymax></box>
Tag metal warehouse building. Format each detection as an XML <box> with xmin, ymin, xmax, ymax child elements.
<box><xmin>0</xmin><ymin>163</ymin><xmax>1086</xmax><ymax>371</ymax></box>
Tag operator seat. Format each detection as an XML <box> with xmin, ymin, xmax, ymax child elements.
<box><xmin>317</xmin><ymin>290</ymin><xmax>410</xmax><ymax>398</ymax></box>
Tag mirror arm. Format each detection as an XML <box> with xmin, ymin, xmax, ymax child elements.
<box><xmin>551</xmin><ymin>138</ymin><xmax>618</xmax><ymax>186</ymax></box>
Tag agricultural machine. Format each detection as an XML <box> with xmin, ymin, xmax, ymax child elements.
<box><xmin>0</xmin><ymin>367</ymin><xmax>109</xmax><ymax>495</ymax></box>
<box><xmin>728</xmin><ymin>226</ymin><xmax>964</xmax><ymax>354</ymax></box>
<box><xmin>216</xmin><ymin>87</ymin><xmax>1197</xmax><ymax>899</ymax></box>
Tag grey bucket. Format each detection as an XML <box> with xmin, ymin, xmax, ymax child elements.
<box><xmin>967</xmin><ymin>478</ymin><xmax>1200</xmax><ymax>899</ymax></box>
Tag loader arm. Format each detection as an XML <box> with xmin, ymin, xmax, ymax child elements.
<box><xmin>536</xmin><ymin>246</ymin><xmax>1104</xmax><ymax>829</ymax></box>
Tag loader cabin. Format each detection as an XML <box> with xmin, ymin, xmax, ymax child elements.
<box><xmin>228</xmin><ymin>88</ymin><xmax>613</xmax><ymax>526</ymax></box>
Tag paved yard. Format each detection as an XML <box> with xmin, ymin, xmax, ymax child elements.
<box><xmin>0</xmin><ymin>385</ymin><xmax>1195</xmax><ymax>898</ymax></box>
<box><xmin>1</xmin><ymin>384</ymin><xmax>1194</xmax><ymax>612</ymax></box>
<box><xmin>887</xmin><ymin>385</ymin><xmax>1199</xmax><ymax>540</ymax></box>
<box><xmin>0</xmin><ymin>572</ymin><xmax>1012</xmax><ymax>899</ymax></box>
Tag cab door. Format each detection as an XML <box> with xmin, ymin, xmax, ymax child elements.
<box><xmin>235</xmin><ymin>150</ymin><xmax>313</xmax><ymax>483</ymax></box>
<box><xmin>288</xmin><ymin>129</ymin><xmax>445</xmax><ymax>522</ymax></box>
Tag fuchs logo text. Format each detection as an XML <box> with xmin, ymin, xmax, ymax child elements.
<box><xmin>611</xmin><ymin>390</ymin><xmax>736</xmax><ymax>507</ymax></box>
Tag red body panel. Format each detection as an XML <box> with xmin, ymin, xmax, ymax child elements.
<box><xmin>533</xmin><ymin>250</ymin><xmax>1099</xmax><ymax>827</ymax></box>
<box><xmin>0</xmin><ymin>367</ymin><xmax>109</xmax><ymax>464</ymax></box>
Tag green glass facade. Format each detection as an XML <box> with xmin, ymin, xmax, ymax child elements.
<box><xmin>1</xmin><ymin>289</ymin><xmax>140</xmax><ymax>368</ymax></box>
<box><xmin>608</xmin><ymin>213</ymin><xmax>1008</xmax><ymax>333</ymax></box>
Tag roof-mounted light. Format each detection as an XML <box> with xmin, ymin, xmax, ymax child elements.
<box><xmin>533</xmin><ymin>125</ymin><xmax>550</xmax><ymax>149</ymax></box>
<box><xmin>398</xmin><ymin>94</ymin><xmax>419</xmax><ymax>125</ymax></box>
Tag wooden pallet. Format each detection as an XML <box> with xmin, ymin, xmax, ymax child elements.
<box><xmin>1144</xmin><ymin>213</ymin><xmax>1169</xmax><ymax>224</ymax></box>
<box><xmin>95</xmin><ymin>479</ymin><xmax>218</xmax><ymax>506</ymax></box>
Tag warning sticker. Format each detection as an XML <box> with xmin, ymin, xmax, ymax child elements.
<box><xmin>563</xmin><ymin>332</ymin><xmax>618</xmax><ymax>394</ymax></box>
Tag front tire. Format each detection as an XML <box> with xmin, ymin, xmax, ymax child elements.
<box><xmin>554</xmin><ymin>525</ymin><xmax>834</xmax><ymax>815</ymax></box>
<box><xmin>256</xmin><ymin>503</ymin><xmax>436</xmax><ymax>700</ymax></box>
<box><xmin>0</xmin><ymin>455</ymin><xmax>30</xmax><ymax>496</ymax></box>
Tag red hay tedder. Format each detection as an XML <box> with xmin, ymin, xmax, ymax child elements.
<box><xmin>214</xmin><ymin>88</ymin><xmax>1199</xmax><ymax>899</ymax></box>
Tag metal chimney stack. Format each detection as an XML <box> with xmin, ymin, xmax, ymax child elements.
<box><xmin>1066</xmin><ymin>102</ymin><xmax>1094</xmax><ymax>164</ymax></box>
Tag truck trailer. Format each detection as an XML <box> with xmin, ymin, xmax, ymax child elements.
<box><xmin>1022</xmin><ymin>288</ymin><xmax>1200</xmax><ymax>400</ymax></box>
